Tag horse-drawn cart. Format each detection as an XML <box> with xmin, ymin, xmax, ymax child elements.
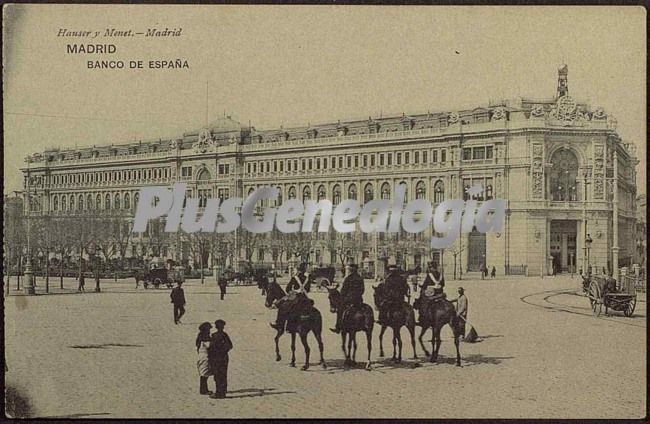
<box><xmin>586</xmin><ymin>275</ymin><xmax>637</xmax><ymax>317</ymax></box>
<box><xmin>136</xmin><ymin>267</ymin><xmax>184</xmax><ymax>289</ymax></box>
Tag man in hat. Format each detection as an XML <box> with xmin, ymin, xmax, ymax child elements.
<box><xmin>208</xmin><ymin>319</ymin><xmax>233</xmax><ymax>399</ymax></box>
<box><xmin>270</xmin><ymin>263</ymin><xmax>313</xmax><ymax>330</ymax></box>
<box><xmin>170</xmin><ymin>281</ymin><xmax>186</xmax><ymax>324</ymax></box>
<box><xmin>416</xmin><ymin>262</ymin><xmax>445</xmax><ymax>326</ymax></box>
<box><xmin>331</xmin><ymin>263</ymin><xmax>365</xmax><ymax>333</ymax></box>
<box><xmin>377</xmin><ymin>264</ymin><xmax>409</xmax><ymax>325</ymax></box>
<box><xmin>451</xmin><ymin>287</ymin><xmax>468</xmax><ymax>339</ymax></box>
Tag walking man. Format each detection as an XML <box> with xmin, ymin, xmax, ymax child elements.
<box><xmin>491</xmin><ymin>266</ymin><xmax>496</xmax><ymax>279</ymax></box>
<box><xmin>451</xmin><ymin>287</ymin><xmax>468</xmax><ymax>340</ymax></box>
<box><xmin>170</xmin><ymin>281</ymin><xmax>186</xmax><ymax>324</ymax></box>
<box><xmin>218</xmin><ymin>277</ymin><xmax>227</xmax><ymax>300</ymax></box>
<box><xmin>78</xmin><ymin>273</ymin><xmax>85</xmax><ymax>292</ymax></box>
<box><xmin>209</xmin><ymin>319</ymin><xmax>233</xmax><ymax>399</ymax></box>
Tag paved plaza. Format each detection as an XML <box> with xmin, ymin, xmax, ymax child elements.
<box><xmin>4</xmin><ymin>274</ymin><xmax>646</xmax><ymax>418</ymax></box>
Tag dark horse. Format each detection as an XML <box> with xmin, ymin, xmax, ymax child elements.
<box><xmin>264</xmin><ymin>281</ymin><xmax>326</xmax><ymax>370</ymax></box>
<box><xmin>372</xmin><ymin>284</ymin><xmax>418</xmax><ymax>362</ymax></box>
<box><xmin>415</xmin><ymin>297</ymin><xmax>462</xmax><ymax>366</ymax></box>
<box><xmin>326</xmin><ymin>288</ymin><xmax>374</xmax><ymax>370</ymax></box>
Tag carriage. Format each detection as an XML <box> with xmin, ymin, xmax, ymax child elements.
<box><xmin>136</xmin><ymin>267</ymin><xmax>184</xmax><ymax>289</ymax></box>
<box><xmin>586</xmin><ymin>274</ymin><xmax>637</xmax><ymax>317</ymax></box>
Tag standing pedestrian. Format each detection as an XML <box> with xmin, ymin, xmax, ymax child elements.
<box><xmin>209</xmin><ymin>319</ymin><xmax>233</xmax><ymax>399</ymax></box>
<box><xmin>196</xmin><ymin>322</ymin><xmax>212</xmax><ymax>395</ymax></box>
<box><xmin>451</xmin><ymin>287</ymin><xmax>468</xmax><ymax>340</ymax></box>
<box><xmin>218</xmin><ymin>277</ymin><xmax>227</xmax><ymax>300</ymax></box>
<box><xmin>78</xmin><ymin>273</ymin><xmax>85</xmax><ymax>292</ymax></box>
<box><xmin>170</xmin><ymin>282</ymin><xmax>186</xmax><ymax>324</ymax></box>
<box><xmin>491</xmin><ymin>266</ymin><xmax>496</xmax><ymax>279</ymax></box>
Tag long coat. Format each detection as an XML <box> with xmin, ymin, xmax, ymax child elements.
<box><xmin>340</xmin><ymin>272</ymin><xmax>364</xmax><ymax>305</ymax></box>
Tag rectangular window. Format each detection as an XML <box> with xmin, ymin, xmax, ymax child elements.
<box><xmin>432</xmin><ymin>150</ymin><xmax>438</xmax><ymax>163</ymax></box>
<box><xmin>181</xmin><ymin>166</ymin><xmax>192</xmax><ymax>178</ymax></box>
<box><xmin>405</xmin><ymin>152</ymin><xmax>410</xmax><ymax>164</ymax></box>
<box><xmin>274</xmin><ymin>161</ymin><xmax>278</xmax><ymax>172</ymax></box>
<box><xmin>486</xmin><ymin>146</ymin><xmax>494</xmax><ymax>159</ymax></box>
<box><xmin>323</xmin><ymin>158</ymin><xmax>327</xmax><ymax>169</ymax></box>
<box><xmin>309</xmin><ymin>159</ymin><xmax>313</xmax><ymax>170</ymax></box>
<box><xmin>354</xmin><ymin>156</ymin><xmax>359</xmax><ymax>167</ymax></box>
<box><xmin>316</xmin><ymin>158</ymin><xmax>321</xmax><ymax>170</ymax></box>
<box><xmin>287</xmin><ymin>161</ymin><xmax>291</xmax><ymax>172</ymax></box>
<box><xmin>414</xmin><ymin>151</ymin><xmax>419</xmax><ymax>164</ymax></box>
<box><xmin>363</xmin><ymin>155</ymin><xmax>368</xmax><ymax>167</ymax></box>
<box><xmin>280</xmin><ymin>161</ymin><xmax>284</xmax><ymax>172</ymax></box>
<box><xmin>379</xmin><ymin>154</ymin><xmax>385</xmax><ymax>166</ymax></box>
<box><xmin>253</xmin><ymin>163</ymin><xmax>257</xmax><ymax>173</ymax></box>
<box><xmin>347</xmin><ymin>156</ymin><xmax>351</xmax><ymax>167</ymax></box>
<box><xmin>247</xmin><ymin>163</ymin><xmax>251</xmax><ymax>174</ymax></box>
<box><xmin>302</xmin><ymin>159</ymin><xmax>306</xmax><ymax>170</ymax></box>
<box><xmin>388</xmin><ymin>153</ymin><xmax>393</xmax><ymax>165</ymax></box>
<box><xmin>472</xmin><ymin>147</ymin><xmax>485</xmax><ymax>160</ymax></box>
<box><xmin>331</xmin><ymin>157</ymin><xmax>335</xmax><ymax>168</ymax></box>
<box><xmin>397</xmin><ymin>153</ymin><xmax>402</xmax><ymax>165</ymax></box>
<box><xmin>371</xmin><ymin>154</ymin><xmax>376</xmax><ymax>167</ymax></box>
<box><xmin>339</xmin><ymin>156</ymin><xmax>343</xmax><ymax>168</ymax></box>
<box><xmin>441</xmin><ymin>150</ymin><xmax>446</xmax><ymax>162</ymax></box>
<box><xmin>463</xmin><ymin>148</ymin><xmax>472</xmax><ymax>161</ymax></box>
<box><xmin>423</xmin><ymin>151</ymin><xmax>428</xmax><ymax>163</ymax></box>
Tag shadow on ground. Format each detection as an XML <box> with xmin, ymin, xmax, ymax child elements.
<box><xmin>68</xmin><ymin>343</ymin><xmax>143</xmax><ymax>349</ymax></box>
<box><xmin>225</xmin><ymin>388</ymin><xmax>296</xmax><ymax>399</ymax></box>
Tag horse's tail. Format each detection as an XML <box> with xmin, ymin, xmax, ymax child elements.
<box><xmin>311</xmin><ymin>307</ymin><xmax>323</xmax><ymax>334</ymax></box>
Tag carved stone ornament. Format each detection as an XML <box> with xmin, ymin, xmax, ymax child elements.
<box><xmin>530</xmin><ymin>104</ymin><xmax>545</xmax><ymax>117</ymax></box>
<box><xmin>491</xmin><ymin>107</ymin><xmax>506</xmax><ymax>121</ymax></box>
<box><xmin>549</xmin><ymin>95</ymin><xmax>577</xmax><ymax>125</ymax></box>
<box><xmin>229</xmin><ymin>135</ymin><xmax>238</xmax><ymax>144</ymax></box>
<box><xmin>607</xmin><ymin>116</ymin><xmax>617</xmax><ymax>129</ymax></box>
<box><xmin>592</xmin><ymin>107</ymin><xmax>607</xmax><ymax>120</ymax></box>
<box><xmin>193</xmin><ymin>128</ymin><xmax>215</xmax><ymax>153</ymax></box>
<box><xmin>532</xmin><ymin>144</ymin><xmax>543</xmax><ymax>157</ymax></box>
<box><xmin>170</xmin><ymin>139</ymin><xmax>178</xmax><ymax>150</ymax></box>
<box><xmin>448</xmin><ymin>112</ymin><xmax>459</xmax><ymax>124</ymax></box>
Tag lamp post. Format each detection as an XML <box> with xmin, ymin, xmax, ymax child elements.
<box><xmin>581</xmin><ymin>166</ymin><xmax>592</xmax><ymax>273</ymax></box>
<box><xmin>23</xmin><ymin>191</ymin><xmax>36</xmax><ymax>295</ymax></box>
<box><xmin>94</xmin><ymin>245</ymin><xmax>102</xmax><ymax>292</ymax></box>
<box><xmin>585</xmin><ymin>234</ymin><xmax>593</xmax><ymax>275</ymax></box>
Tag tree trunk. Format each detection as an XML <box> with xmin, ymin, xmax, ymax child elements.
<box><xmin>60</xmin><ymin>253</ymin><xmax>64</xmax><ymax>289</ymax></box>
<box><xmin>200</xmin><ymin>242</ymin><xmax>204</xmax><ymax>284</ymax></box>
<box><xmin>45</xmin><ymin>244</ymin><xmax>50</xmax><ymax>293</ymax></box>
<box><xmin>17</xmin><ymin>255</ymin><xmax>22</xmax><ymax>290</ymax></box>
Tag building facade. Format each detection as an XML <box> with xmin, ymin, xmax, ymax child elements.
<box><xmin>20</xmin><ymin>66</ymin><xmax>639</xmax><ymax>278</ymax></box>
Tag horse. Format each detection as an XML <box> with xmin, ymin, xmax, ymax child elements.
<box><xmin>264</xmin><ymin>281</ymin><xmax>326</xmax><ymax>370</ymax></box>
<box><xmin>416</xmin><ymin>296</ymin><xmax>462</xmax><ymax>366</ymax></box>
<box><xmin>326</xmin><ymin>287</ymin><xmax>374</xmax><ymax>370</ymax></box>
<box><xmin>372</xmin><ymin>284</ymin><xmax>418</xmax><ymax>362</ymax></box>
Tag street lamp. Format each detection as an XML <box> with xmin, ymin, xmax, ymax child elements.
<box><xmin>94</xmin><ymin>245</ymin><xmax>103</xmax><ymax>292</ymax></box>
<box><xmin>23</xmin><ymin>191</ymin><xmax>36</xmax><ymax>295</ymax></box>
<box><xmin>585</xmin><ymin>234</ymin><xmax>593</xmax><ymax>275</ymax></box>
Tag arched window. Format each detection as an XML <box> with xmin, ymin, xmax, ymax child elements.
<box><xmin>333</xmin><ymin>185</ymin><xmax>341</xmax><ymax>205</ymax></box>
<box><xmin>197</xmin><ymin>168</ymin><xmax>211</xmax><ymax>181</ymax></box>
<box><xmin>61</xmin><ymin>195</ymin><xmax>67</xmax><ymax>211</ymax></box>
<box><xmin>434</xmin><ymin>180</ymin><xmax>445</xmax><ymax>203</ymax></box>
<box><xmin>288</xmin><ymin>186</ymin><xmax>296</xmax><ymax>200</ymax></box>
<box><xmin>87</xmin><ymin>194</ymin><xmax>93</xmax><ymax>210</ymax></box>
<box><xmin>302</xmin><ymin>186</ymin><xmax>311</xmax><ymax>201</ymax></box>
<box><xmin>69</xmin><ymin>195</ymin><xmax>75</xmax><ymax>211</ymax></box>
<box><xmin>53</xmin><ymin>196</ymin><xmax>59</xmax><ymax>211</ymax></box>
<box><xmin>381</xmin><ymin>182</ymin><xmax>391</xmax><ymax>200</ymax></box>
<box><xmin>317</xmin><ymin>185</ymin><xmax>326</xmax><ymax>201</ymax></box>
<box><xmin>105</xmin><ymin>193</ymin><xmax>111</xmax><ymax>210</ymax></box>
<box><xmin>549</xmin><ymin>149</ymin><xmax>579</xmax><ymax>201</ymax></box>
<box><xmin>115</xmin><ymin>193</ymin><xmax>121</xmax><ymax>210</ymax></box>
<box><xmin>416</xmin><ymin>181</ymin><xmax>426</xmax><ymax>199</ymax></box>
<box><xmin>364</xmin><ymin>183</ymin><xmax>373</xmax><ymax>203</ymax></box>
<box><xmin>96</xmin><ymin>194</ymin><xmax>102</xmax><ymax>209</ymax></box>
<box><xmin>348</xmin><ymin>184</ymin><xmax>357</xmax><ymax>200</ymax></box>
<box><xmin>486</xmin><ymin>184</ymin><xmax>493</xmax><ymax>200</ymax></box>
<box><xmin>78</xmin><ymin>194</ymin><xmax>84</xmax><ymax>211</ymax></box>
<box><xmin>276</xmin><ymin>187</ymin><xmax>282</xmax><ymax>206</ymax></box>
<box><xmin>124</xmin><ymin>193</ymin><xmax>131</xmax><ymax>209</ymax></box>
<box><xmin>134</xmin><ymin>192</ymin><xmax>139</xmax><ymax>209</ymax></box>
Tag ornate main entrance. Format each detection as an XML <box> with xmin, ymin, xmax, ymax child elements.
<box><xmin>467</xmin><ymin>228</ymin><xmax>486</xmax><ymax>271</ymax></box>
<box><xmin>550</xmin><ymin>220</ymin><xmax>577</xmax><ymax>273</ymax></box>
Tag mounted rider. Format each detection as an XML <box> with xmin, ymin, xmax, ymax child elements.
<box><xmin>330</xmin><ymin>263</ymin><xmax>365</xmax><ymax>334</ymax></box>
<box><xmin>269</xmin><ymin>262</ymin><xmax>314</xmax><ymax>331</ymax></box>
<box><xmin>376</xmin><ymin>264</ymin><xmax>409</xmax><ymax>325</ymax></box>
<box><xmin>416</xmin><ymin>262</ymin><xmax>446</xmax><ymax>326</ymax></box>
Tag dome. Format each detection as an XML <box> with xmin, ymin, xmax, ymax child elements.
<box><xmin>208</xmin><ymin>116</ymin><xmax>244</xmax><ymax>133</ymax></box>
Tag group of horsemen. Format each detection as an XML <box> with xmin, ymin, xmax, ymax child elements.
<box><xmin>269</xmin><ymin>261</ymin><xmax>466</xmax><ymax>333</ymax></box>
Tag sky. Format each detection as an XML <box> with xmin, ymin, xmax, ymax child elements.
<box><xmin>3</xmin><ymin>5</ymin><xmax>646</xmax><ymax>195</ymax></box>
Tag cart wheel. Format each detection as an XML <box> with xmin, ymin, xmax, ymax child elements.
<box><xmin>588</xmin><ymin>281</ymin><xmax>602</xmax><ymax>317</ymax></box>
<box><xmin>154</xmin><ymin>278</ymin><xmax>162</xmax><ymax>288</ymax></box>
<box><xmin>624</xmin><ymin>297</ymin><xmax>636</xmax><ymax>317</ymax></box>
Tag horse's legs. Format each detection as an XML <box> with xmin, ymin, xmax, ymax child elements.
<box><xmin>341</xmin><ymin>333</ymin><xmax>349</xmax><ymax>366</ymax></box>
<box><xmin>290</xmin><ymin>332</ymin><xmax>296</xmax><ymax>367</ymax></box>
<box><xmin>352</xmin><ymin>332</ymin><xmax>358</xmax><ymax>363</ymax></box>
<box><xmin>408</xmin><ymin>323</ymin><xmax>418</xmax><ymax>359</ymax></box>
<box><xmin>378</xmin><ymin>325</ymin><xmax>386</xmax><ymax>357</ymax></box>
<box><xmin>418</xmin><ymin>326</ymin><xmax>430</xmax><ymax>358</ymax></box>
<box><xmin>391</xmin><ymin>328</ymin><xmax>397</xmax><ymax>361</ymax></box>
<box><xmin>274</xmin><ymin>329</ymin><xmax>283</xmax><ymax>361</ymax></box>
<box><xmin>453</xmin><ymin>325</ymin><xmax>462</xmax><ymax>367</ymax></box>
<box><xmin>314</xmin><ymin>331</ymin><xmax>326</xmax><ymax>367</ymax></box>
<box><xmin>347</xmin><ymin>333</ymin><xmax>354</xmax><ymax>364</ymax></box>
<box><xmin>365</xmin><ymin>329</ymin><xmax>372</xmax><ymax>370</ymax></box>
<box><xmin>431</xmin><ymin>326</ymin><xmax>442</xmax><ymax>363</ymax></box>
<box><xmin>396</xmin><ymin>327</ymin><xmax>403</xmax><ymax>363</ymax></box>
<box><xmin>299</xmin><ymin>331</ymin><xmax>311</xmax><ymax>371</ymax></box>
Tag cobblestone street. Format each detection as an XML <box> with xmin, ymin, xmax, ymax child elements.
<box><xmin>4</xmin><ymin>275</ymin><xmax>646</xmax><ymax>418</ymax></box>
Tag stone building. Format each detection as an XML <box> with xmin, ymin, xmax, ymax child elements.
<box><xmin>20</xmin><ymin>65</ymin><xmax>639</xmax><ymax>278</ymax></box>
